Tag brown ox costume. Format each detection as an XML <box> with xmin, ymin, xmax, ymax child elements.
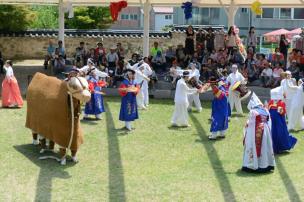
<box><xmin>26</xmin><ymin>72</ymin><xmax>90</xmax><ymax>165</ymax></box>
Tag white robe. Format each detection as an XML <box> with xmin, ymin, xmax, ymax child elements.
<box><xmin>280</xmin><ymin>78</ymin><xmax>298</xmax><ymax>119</ymax></box>
<box><xmin>188</xmin><ymin>69</ymin><xmax>202</xmax><ymax>111</ymax></box>
<box><xmin>171</xmin><ymin>78</ymin><xmax>197</xmax><ymax>125</ymax></box>
<box><xmin>141</xmin><ymin>63</ymin><xmax>152</xmax><ymax>106</ymax></box>
<box><xmin>227</xmin><ymin>71</ymin><xmax>245</xmax><ymax>114</ymax></box>
<box><xmin>287</xmin><ymin>85</ymin><xmax>304</xmax><ymax>130</ymax></box>
<box><xmin>134</xmin><ymin>70</ymin><xmax>146</xmax><ymax>109</ymax></box>
<box><xmin>79</xmin><ymin>65</ymin><xmax>108</xmax><ymax>79</ymax></box>
<box><xmin>243</xmin><ymin>109</ymin><xmax>275</xmax><ymax>170</ymax></box>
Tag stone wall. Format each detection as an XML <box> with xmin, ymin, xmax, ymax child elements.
<box><xmin>0</xmin><ymin>32</ymin><xmax>186</xmax><ymax>60</ymax></box>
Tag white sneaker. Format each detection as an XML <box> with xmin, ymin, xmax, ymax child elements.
<box><xmin>33</xmin><ymin>139</ymin><xmax>39</xmax><ymax>145</ymax></box>
<box><xmin>197</xmin><ymin>108</ymin><xmax>202</xmax><ymax>113</ymax></box>
<box><xmin>209</xmin><ymin>133</ymin><xmax>217</xmax><ymax>140</ymax></box>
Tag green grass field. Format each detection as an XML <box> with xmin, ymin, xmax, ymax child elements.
<box><xmin>0</xmin><ymin>97</ymin><xmax>303</xmax><ymax>201</ymax></box>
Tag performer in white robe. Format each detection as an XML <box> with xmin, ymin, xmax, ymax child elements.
<box><xmin>188</xmin><ymin>63</ymin><xmax>202</xmax><ymax>112</ymax></box>
<box><xmin>127</xmin><ymin>61</ymin><xmax>150</xmax><ymax>110</ymax></box>
<box><xmin>139</xmin><ymin>60</ymin><xmax>153</xmax><ymax>107</ymax></box>
<box><xmin>280</xmin><ymin>71</ymin><xmax>298</xmax><ymax>120</ymax></box>
<box><xmin>171</xmin><ymin>71</ymin><xmax>200</xmax><ymax>127</ymax></box>
<box><xmin>242</xmin><ymin>93</ymin><xmax>275</xmax><ymax>173</ymax></box>
<box><xmin>287</xmin><ymin>78</ymin><xmax>304</xmax><ymax>130</ymax></box>
<box><xmin>135</xmin><ymin>66</ymin><xmax>147</xmax><ymax>109</ymax></box>
<box><xmin>79</xmin><ymin>58</ymin><xmax>108</xmax><ymax>79</ymax></box>
<box><xmin>227</xmin><ymin>64</ymin><xmax>246</xmax><ymax>115</ymax></box>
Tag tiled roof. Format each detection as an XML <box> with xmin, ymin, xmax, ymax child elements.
<box><xmin>0</xmin><ymin>29</ymin><xmax>172</xmax><ymax>38</ymax></box>
<box><xmin>172</xmin><ymin>25</ymin><xmax>225</xmax><ymax>33</ymax></box>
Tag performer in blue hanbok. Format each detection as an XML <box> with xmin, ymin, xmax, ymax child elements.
<box><xmin>209</xmin><ymin>77</ymin><xmax>229</xmax><ymax>140</ymax></box>
<box><xmin>118</xmin><ymin>69</ymin><xmax>140</xmax><ymax>131</ymax></box>
<box><xmin>84</xmin><ymin>75</ymin><xmax>106</xmax><ymax>120</ymax></box>
<box><xmin>268</xmin><ymin>87</ymin><xmax>297</xmax><ymax>154</ymax></box>
<box><xmin>219</xmin><ymin>72</ymin><xmax>231</xmax><ymax>120</ymax></box>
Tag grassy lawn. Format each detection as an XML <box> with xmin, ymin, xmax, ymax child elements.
<box><xmin>0</xmin><ymin>97</ymin><xmax>303</xmax><ymax>201</ymax></box>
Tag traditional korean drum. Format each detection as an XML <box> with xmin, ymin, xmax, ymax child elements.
<box><xmin>188</xmin><ymin>77</ymin><xmax>203</xmax><ymax>89</ymax></box>
<box><xmin>231</xmin><ymin>81</ymin><xmax>251</xmax><ymax>100</ymax></box>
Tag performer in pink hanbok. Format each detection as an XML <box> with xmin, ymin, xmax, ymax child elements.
<box><xmin>1</xmin><ymin>60</ymin><xmax>23</xmax><ymax>108</ymax></box>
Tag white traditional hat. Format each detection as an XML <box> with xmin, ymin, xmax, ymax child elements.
<box><xmin>270</xmin><ymin>86</ymin><xmax>283</xmax><ymax>100</ymax></box>
<box><xmin>247</xmin><ymin>92</ymin><xmax>263</xmax><ymax>110</ymax></box>
<box><xmin>231</xmin><ymin>64</ymin><xmax>238</xmax><ymax>69</ymax></box>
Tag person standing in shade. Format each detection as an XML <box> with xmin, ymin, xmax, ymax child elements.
<box><xmin>279</xmin><ymin>34</ymin><xmax>289</xmax><ymax>65</ymax></box>
<box><xmin>118</xmin><ymin>69</ymin><xmax>140</xmax><ymax>131</ymax></box>
<box><xmin>268</xmin><ymin>87</ymin><xmax>297</xmax><ymax>154</ymax></box>
<box><xmin>247</xmin><ymin>27</ymin><xmax>257</xmax><ymax>53</ymax></box>
<box><xmin>185</xmin><ymin>25</ymin><xmax>195</xmax><ymax>58</ymax></box>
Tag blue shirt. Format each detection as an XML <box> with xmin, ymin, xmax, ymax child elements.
<box><xmin>47</xmin><ymin>45</ymin><xmax>55</xmax><ymax>55</ymax></box>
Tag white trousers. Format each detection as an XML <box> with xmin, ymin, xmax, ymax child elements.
<box><xmin>228</xmin><ymin>91</ymin><xmax>243</xmax><ymax>114</ymax></box>
<box><xmin>125</xmin><ymin>121</ymin><xmax>132</xmax><ymax>130</ymax></box>
<box><xmin>136</xmin><ymin>89</ymin><xmax>145</xmax><ymax>108</ymax></box>
<box><xmin>142</xmin><ymin>82</ymin><xmax>149</xmax><ymax>106</ymax></box>
<box><xmin>188</xmin><ymin>93</ymin><xmax>202</xmax><ymax>111</ymax></box>
<box><xmin>171</xmin><ymin>102</ymin><xmax>189</xmax><ymax>126</ymax></box>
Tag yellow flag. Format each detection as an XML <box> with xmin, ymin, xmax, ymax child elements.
<box><xmin>251</xmin><ymin>1</ymin><xmax>263</xmax><ymax>15</ymax></box>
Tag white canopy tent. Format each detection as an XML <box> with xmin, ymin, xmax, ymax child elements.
<box><xmin>0</xmin><ymin>0</ymin><xmax>303</xmax><ymax>56</ymax></box>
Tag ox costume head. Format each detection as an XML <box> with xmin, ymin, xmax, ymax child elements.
<box><xmin>66</xmin><ymin>75</ymin><xmax>91</xmax><ymax>103</ymax></box>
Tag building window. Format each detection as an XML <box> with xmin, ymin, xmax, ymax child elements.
<box><xmin>121</xmin><ymin>14</ymin><xmax>129</xmax><ymax>20</ymax></box>
<box><xmin>261</xmin><ymin>8</ymin><xmax>274</xmax><ymax>18</ymax></box>
<box><xmin>129</xmin><ymin>14</ymin><xmax>138</xmax><ymax>20</ymax></box>
<box><xmin>241</xmin><ymin>8</ymin><xmax>248</xmax><ymax>13</ymax></box>
<box><xmin>294</xmin><ymin>8</ymin><xmax>304</xmax><ymax>19</ymax></box>
<box><xmin>280</xmin><ymin>8</ymin><xmax>292</xmax><ymax>19</ymax></box>
<box><xmin>165</xmin><ymin>15</ymin><xmax>172</xmax><ymax>20</ymax></box>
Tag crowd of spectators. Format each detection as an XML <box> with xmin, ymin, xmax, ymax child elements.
<box><xmin>43</xmin><ymin>25</ymin><xmax>304</xmax><ymax>89</ymax></box>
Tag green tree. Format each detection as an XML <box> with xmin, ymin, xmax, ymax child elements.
<box><xmin>0</xmin><ymin>5</ymin><xmax>35</xmax><ymax>31</ymax></box>
<box><xmin>30</xmin><ymin>6</ymin><xmax>58</xmax><ymax>29</ymax></box>
<box><xmin>65</xmin><ymin>6</ymin><xmax>112</xmax><ymax>29</ymax></box>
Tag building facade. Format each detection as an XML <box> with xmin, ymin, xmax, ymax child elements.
<box><xmin>110</xmin><ymin>7</ymin><xmax>304</xmax><ymax>36</ymax></box>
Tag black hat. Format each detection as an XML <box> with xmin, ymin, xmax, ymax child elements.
<box><xmin>183</xmin><ymin>71</ymin><xmax>190</xmax><ymax>76</ymax></box>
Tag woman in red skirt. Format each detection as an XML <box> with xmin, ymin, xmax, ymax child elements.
<box><xmin>1</xmin><ymin>60</ymin><xmax>23</xmax><ymax>108</ymax></box>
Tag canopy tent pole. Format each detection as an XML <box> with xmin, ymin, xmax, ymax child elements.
<box><xmin>58</xmin><ymin>0</ymin><xmax>65</xmax><ymax>47</ymax></box>
<box><xmin>227</xmin><ymin>0</ymin><xmax>238</xmax><ymax>28</ymax></box>
<box><xmin>143</xmin><ymin>0</ymin><xmax>151</xmax><ymax>57</ymax></box>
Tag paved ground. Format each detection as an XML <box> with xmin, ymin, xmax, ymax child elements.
<box><xmin>0</xmin><ymin>60</ymin><xmax>50</xmax><ymax>96</ymax></box>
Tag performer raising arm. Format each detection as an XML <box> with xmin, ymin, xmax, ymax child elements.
<box><xmin>118</xmin><ymin>69</ymin><xmax>140</xmax><ymax>131</ymax></box>
<box><xmin>171</xmin><ymin>71</ymin><xmax>208</xmax><ymax>127</ymax></box>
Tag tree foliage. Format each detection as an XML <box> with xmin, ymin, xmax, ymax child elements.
<box><xmin>65</xmin><ymin>6</ymin><xmax>112</xmax><ymax>29</ymax></box>
<box><xmin>0</xmin><ymin>5</ymin><xmax>35</xmax><ymax>31</ymax></box>
<box><xmin>30</xmin><ymin>6</ymin><xmax>58</xmax><ymax>29</ymax></box>
<box><xmin>0</xmin><ymin>5</ymin><xmax>112</xmax><ymax>31</ymax></box>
